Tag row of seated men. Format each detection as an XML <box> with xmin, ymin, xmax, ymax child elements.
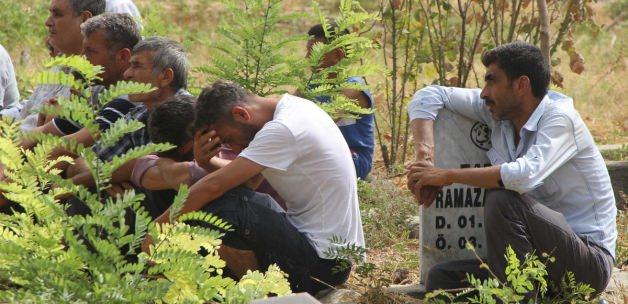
<box><xmin>0</xmin><ymin>0</ymin><xmax>374</xmax><ymax>295</ymax></box>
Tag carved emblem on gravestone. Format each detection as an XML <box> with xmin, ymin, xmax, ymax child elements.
<box><xmin>470</xmin><ymin>122</ymin><xmax>491</xmax><ymax>151</ymax></box>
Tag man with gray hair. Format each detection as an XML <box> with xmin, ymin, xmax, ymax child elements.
<box><xmin>1</xmin><ymin>0</ymin><xmax>106</xmax><ymax>130</ymax></box>
<box><xmin>68</xmin><ymin>36</ymin><xmax>191</xmax><ymax>187</ymax></box>
<box><xmin>22</xmin><ymin>12</ymin><xmax>141</xmax><ymax>152</ymax></box>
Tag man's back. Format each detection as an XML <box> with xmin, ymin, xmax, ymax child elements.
<box><xmin>239</xmin><ymin>94</ymin><xmax>365</xmax><ymax>258</ymax></box>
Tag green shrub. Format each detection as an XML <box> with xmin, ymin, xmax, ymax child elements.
<box><xmin>0</xmin><ymin>55</ymin><xmax>291</xmax><ymax>303</ymax></box>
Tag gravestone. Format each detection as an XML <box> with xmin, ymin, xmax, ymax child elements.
<box><xmin>419</xmin><ymin>109</ymin><xmax>492</xmax><ymax>282</ymax></box>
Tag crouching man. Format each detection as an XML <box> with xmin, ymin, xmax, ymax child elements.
<box><xmin>143</xmin><ymin>81</ymin><xmax>365</xmax><ymax>295</ymax></box>
<box><xmin>406</xmin><ymin>42</ymin><xmax>616</xmax><ymax>295</ymax></box>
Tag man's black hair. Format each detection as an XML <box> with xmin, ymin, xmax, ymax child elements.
<box><xmin>481</xmin><ymin>41</ymin><xmax>550</xmax><ymax>99</ymax></box>
<box><xmin>148</xmin><ymin>94</ymin><xmax>196</xmax><ymax>158</ymax></box>
<box><xmin>194</xmin><ymin>81</ymin><xmax>249</xmax><ymax>132</ymax></box>
<box><xmin>307</xmin><ymin>22</ymin><xmax>350</xmax><ymax>42</ymax></box>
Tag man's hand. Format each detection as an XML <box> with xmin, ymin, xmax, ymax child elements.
<box><xmin>194</xmin><ymin>129</ymin><xmax>222</xmax><ymax>171</ymax></box>
<box><xmin>407</xmin><ymin>160</ymin><xmax>450</xmax><ymax>207</ymax></box>
<box><xmin>105</xmin><ymin>182</ymin><xmax>134</xmax><ymax>198</ymax></box>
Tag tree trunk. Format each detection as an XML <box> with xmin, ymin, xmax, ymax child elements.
<box><xmin>537</xmin><ymin>0</ymin><xmax>550</xmax><ymax>60</ymax></box>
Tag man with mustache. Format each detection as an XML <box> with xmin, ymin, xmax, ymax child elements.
<box><xmin>406</xmin><ymin>42</ymin><xmax>616</xmax><ymax>296</ymax></box>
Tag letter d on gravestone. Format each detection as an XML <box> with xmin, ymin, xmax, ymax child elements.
<box><xmin>419</xmin><ymin>109</ymin><xmax>492</xmax><ymax>282</ymax></box>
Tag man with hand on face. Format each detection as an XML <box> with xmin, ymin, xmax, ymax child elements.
<box><xmin>406</xmin><ymin>42</ymin><xmax>616</xmax><ymax>295</ymax></box>
<box><xmin>22</xmin><ymin>13</ymin><xmax>141</xmax><ymax>153</ymax></box>
<box><xmin>142</xmin><ymin>81</ymin><xmax>365</xmax><ymax>295</ymax></box>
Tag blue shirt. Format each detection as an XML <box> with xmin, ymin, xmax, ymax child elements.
<box><xmin>408</xmin><ymin>85</ymin><xmax>617</xmax><ymax>258</ymax></box>
<box><xmin>315</xmin><ymin>77</ymin><xmax>375</xmax><ymax>180</ymax></box>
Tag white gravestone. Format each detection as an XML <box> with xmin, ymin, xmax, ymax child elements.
<box><xmin>419</xmin><ymin>109</ymin><xmax>492</xmax><ymax>282</ymax></box>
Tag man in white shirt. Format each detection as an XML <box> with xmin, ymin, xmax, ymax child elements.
<box><xmin>105</xmin><ymin>0</ymin><xmax>141</xmax><ymax>26</ymax></box>
<box><xmin>407</xmin><ymin>42</ymin><xmax>616</xmax><ymax>295</ymax></box>
<box><xmin>0</xmin><ymin>44</ymin><xmax>20</xmax><ymax>112</ymax></box>
<box><xmin>143</xmin><ymin>81</ymin><xmax>365</xmax><ymax>294</ymax></box>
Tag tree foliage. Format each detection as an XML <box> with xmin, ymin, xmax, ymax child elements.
<box><xmin>200</xmin><ymin>0</ymin><xmax>381</xmax><ymax>120</ymax></box>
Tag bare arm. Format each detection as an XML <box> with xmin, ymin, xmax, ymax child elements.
<box><xmin>407</xmin><ymin>162</ymin><xmax>502</xmax><ymax>207</ymax></box>
<box><xmin>406</xmin><ymin>119</ymin><xmax>441</xmax><ymax>205</ymax></box>
<box><xmin>20</xmin><ymin>121</ymin><xmax>64</xmax><ymax>149</ymax></box>
<box><xmin>153</xmin><ymin>156</ymin><xmax>265</xmax><ymax>225</ymax></box>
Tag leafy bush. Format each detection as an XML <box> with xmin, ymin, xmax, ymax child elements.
<box><xmin>0</xmin><ymin>55</ymin><xmax>291</xmax><ymax>303</ymax></box>
<box><xmin>425</xmin><ymin>244</ymin><xmax>596</xmax><ymax>304</ymax></box>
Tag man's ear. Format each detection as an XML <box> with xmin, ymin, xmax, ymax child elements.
<box><xmin>231</xmin><ymin>106</ymin><xmax>251</xmax><ymax>122</ymax></box>
<box><xmin>117</xmin><ymin>48</ymin><xmax>132</xmax><ymax>65</ymax></box>
<box><xmin>79</xmin><ymin>11</ymin><xmax>93</xmax><ymax>23</ymax></box>
<box><xmin>516</xmin><ymin>75</ymin><xmax>532</xmax><ymax>96</ymax></box>
<box><xmin>159</xmin><ymin>68</ymin><xmax>175</xmax><ymax>88</ymax></box>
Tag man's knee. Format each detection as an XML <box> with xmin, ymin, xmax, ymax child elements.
<box><xmin>484</xmin><ymin>189</ymin><xmax>523</xmax><ymax>220</ymax></box>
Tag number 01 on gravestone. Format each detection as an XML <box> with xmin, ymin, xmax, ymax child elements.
<box><xmin>419</xmin><ymin>109</ymin><xmax>492</xmax><ymax>282</ymax></box>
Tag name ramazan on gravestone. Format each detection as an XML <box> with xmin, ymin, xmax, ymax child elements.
<box><xmin>419</xmin><ymin>109</ymin><xmax>492</xmax><ymax>282</ymax></box>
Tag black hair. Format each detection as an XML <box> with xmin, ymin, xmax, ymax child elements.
<box><xmin>307</xmin><ymin>22</ymin><xmax>350</xmax><ymax>42</ymax></box>
<box><xmin>193</xmin><ymin>81</ymin><xmax>249</xmax><ymax>132</ymax></box>
<box><xmin>481</xmin><ymin>42</ymin><xmax>550</xmax><ymax>99</ymax></box>
<box><xmin>148</xmin><ymin>94</ymin><xmax>196</xmax><ymax>158</ymax></box>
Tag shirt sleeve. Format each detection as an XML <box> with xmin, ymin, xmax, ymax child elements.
<box><xmin>408</xmin><ymin>85</ymin><xmax>492</xmax><ymax>124</ymax></box>
<box><xmin>238</xmin><ymin>121</ymin><xmax>298</xmax><ymax>171</ymax></box>
<box><xmin>96</xmin><ymin>99</ymin><xmax>135</xmax><ymax>132</ymax></box>
<box><xmin>131</xmin><ymin>154</ymin><xmax>159</xmax><ymax>188</ymax></box>
<box><xmin>52</xmin><ymin>117</ymin><xmax>82</xmax><ymax>135</ymax></box>
<box><xmin>500</xmin><ymin>113</ymin><xmax>578</xmax><ymax>193</ymax></box>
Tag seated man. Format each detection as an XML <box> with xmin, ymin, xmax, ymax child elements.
<box><xmin>68</xmin><ymin>36</ymin><xmax>190</xmax><ymax>187</ymax></box>
<box><xmin>22</xmin><ymin>12</ymin><xmax>141</xmax><ymax>152</ymax></box>
<box><xmin>127</xmin><ymin>108</ymin><xmax>285</xmax><ymax>209</ymax></box>
<box><xmin>0</xmin><ymin>43</ymin><xmax>20</xmax><ymax>114</ymax></box>
<box><xmin>143</xmin><ymin>81</ymin><xmax>365</xmax><ymax>295</ymax></box>
<box><xmin>306</xmin><ymin>23</ymin><xmax>375</xmax><ymax>180</ymax></box>
<box><xmin>4</xmin><ymin>0</ymin><xmax>106</xmax><ymax>131</ymax></box>
<box><xmin>406</xmin><ymin>42</ymin><xmax>616</xmax><ymax>295</ymax></box>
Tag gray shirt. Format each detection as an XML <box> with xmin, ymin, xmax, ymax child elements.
<box><xmin>408</xmin><ymin>85</ymin><xmax>617</xmax><ymax>258</ymax></box>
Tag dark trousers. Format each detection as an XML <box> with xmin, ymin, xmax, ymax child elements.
<box><xmin>195</xmin><ymin>186</ymin><xmax>350</xmax><ymax>295</ymax></box>
<box><xmin>426</xmin><ymin>189</ymin><xmax>614</xmax><ymax>295</ymax></box>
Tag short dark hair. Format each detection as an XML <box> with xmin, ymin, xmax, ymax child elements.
<box><xmin>81</xmin><ymin>13</ymin><xmax>141</xmax><ymax>51</ymax></box>
<box><xmin>481</xmin><ymin>42</ymin><xmax>550</xmax><ymax>99</ymax></box>
<box><xmin>148</xmin><ymin>94</ymin><xmax>197</xmax><ymax>158</ymax></box>
<box><xmin>194</xmin><ymin>81</ymin><xmax>250</xmax><ymax>132</ymax></box>
<box><xmin>68</xmin><ymin>0</ymin><xmax>106</xmax><ymax>16</ymax></box>
<box><xmin>307</xmin><ymin>22</ymin><xmax>349</xmax><ymax>42</ymax></box>
<box><xmin>133</xmin><ymin>37</ymin><xmax>189</xmax><ymax>91</ymax></box>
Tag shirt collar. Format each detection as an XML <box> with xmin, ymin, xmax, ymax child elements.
<box><xmin>521</xmin><ymin>94</ymin><xmax>550</xmax><ymax>132</ymax></box>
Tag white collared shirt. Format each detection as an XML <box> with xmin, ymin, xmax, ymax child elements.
<box><xmin>408</xmin><ymin>85</ymin><xmax>617</xmax><ymax>258</ymax></box>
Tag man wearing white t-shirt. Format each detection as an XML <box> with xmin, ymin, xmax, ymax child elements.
<box><xmin>145</xmin><ymin>81</ymin><xmax>365</xmax><ymax>294</ymax></box>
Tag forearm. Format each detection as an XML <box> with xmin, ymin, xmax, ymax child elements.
<box><xmin>411</xmin><ymin>119</ymin><xmax>435</xmax><ymax>161</ymax></box>
<box><xmin>111</xmin><ymin>159</ymin><xmax>136</xmax><ymax>184</ymax></box>
<box><xmin>155</xmin><ymin>179</ymin><xmax>225</xmax><ymax>224</ymax></box>
<box><xmin>207</xmin><ymin>157</ymin><xmax>230</xmax><ymax>172</ymax></box>
<box><xmin>71</xmin><ymin>170</ymin><xmax>96</xmax><ymax>187</ymax></box>
<box><xmin>447</xmin><ymin>165</ymin><xmax>502</xmax><ymax>189</ymax></box>
<box><xmin>156</xmin><ymin>158</ymin><xmax>192</xmax><ymax>189</ymax></box>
